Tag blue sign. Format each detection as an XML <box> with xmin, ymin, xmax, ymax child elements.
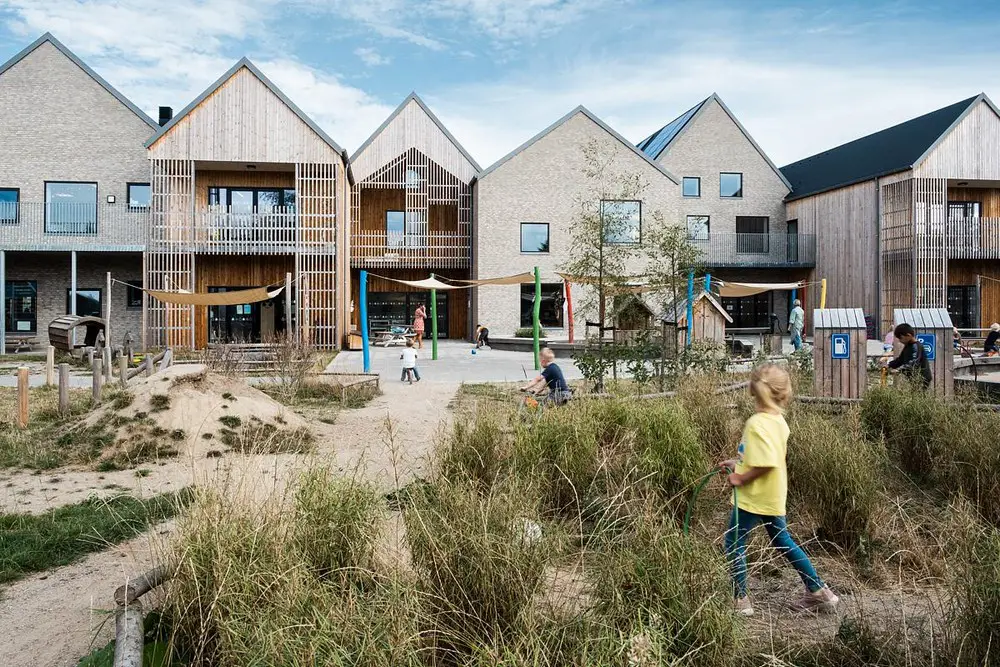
<box><xmin>916</xmin><ymin>333</ymin><xmax>936</xmax><ymax>361</ymax></box>
<box><xmin>831</xmin><ymin>333</ymin><xmax>850</xmax><ymax>359</ymax></box>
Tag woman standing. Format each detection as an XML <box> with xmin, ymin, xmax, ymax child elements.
<box><xmin>413</xmin><ymin>303</ymin><xmax>427</xmax><ymax>349</ymax></box>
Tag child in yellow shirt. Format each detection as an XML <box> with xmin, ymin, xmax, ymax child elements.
<box><xmin>719</xmin><ymin>364</ymin><xmax>838</xmax><ymax>616</ymax></box>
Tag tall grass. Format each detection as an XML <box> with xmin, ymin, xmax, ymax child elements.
<box><xmin>949</xmin><ymin>509</ymin><xmax>1000</xmax><ymax>665</ymax></box>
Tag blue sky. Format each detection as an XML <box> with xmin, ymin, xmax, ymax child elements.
<box><xmin>2</xmin><ymin>0</ymin><xmax>1000</xmax><ymax>166</ymax></box>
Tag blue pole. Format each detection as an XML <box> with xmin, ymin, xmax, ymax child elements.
<box><xmin>791</xmin><ymin>288</ymin><xmax>797</xmax><ymax>315</ymax></box>
<box><xmin>360</xmin><ymin>270</ymin><xmax>370</xmax><ymax>373</ymax></box>
<box><xmin>686</xmin><ymin>269</ymin><xmax>695</xmax><ymax>348</ymax></box>
<box><xmin>704</xmin><ymin>273</ymin><xmax>711</xmax><ymax>293</ymax></box>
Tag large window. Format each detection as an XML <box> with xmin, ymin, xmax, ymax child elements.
<box><xmin>0</xmin><ymin>188</ymin><xmax>18</xmax><ymax>225</ymax></box>
<box><xmin>126</xmin><ymin>279</ymin><xmax>143</xmax><ymax>310</ymax></box>
<box><xmin>948</xmin><ymin>201</ymin><xmax>981</xmax><ymax>220</ymax></box>
<box><xmin>682</xmin><ymin>177</ymin><xmax>701</xmax><ymax>198</ymax></box>
<box><xmin>520</xmin><ymin>223</ymin><xmax>550</xmax><ymax>253</ymax></box>
<box><xmin>686</xmin><ymin>215</ymin><xmax>710</xmax><ymax>241</ymax></box>
<box><xmin>736</xmin><ymin>216</ymin><xmax>769</xmax><ymax>253</ymax></box>
<box><xmin>520</xmin><ymin>283</ymin><xmax>565</xmax><ymax>328</ymax></box>
<box><xmin>128</xmin><ymin>183</ymin><xmax>151</xmax><ymax>209</ymax></box>
<box><xmin>386</xmin><ymin>211</ymin><xmax>405</xmax><ymax>247</ymax></box>
<box><xmin>601</xmin><ymin>200</ymin><xmax>641</xmax><ymax>244</ymax></box>
<box><xmin>723</xmin><ymin>293</ymin><xmax>770</xmax><ymax>329</ymax></box>
<box><xmin>208</xmin><ymin>187</ymin><xmax>296</xmax><ymax>212</ymax></box>
<box><xmin>66</xmin><ymin>288</ymin><xmax>102</xmax><ymax>317</ymax></box>
<box><xmin>46</xmin><ymin>182</ymin><xmax>97</xmax><ymax>234</ymax></box>
<box><xmin>6</xmin><ymin>281</ymin><xmax>36</xmax><ymax>333</ymax></box>
<box><xmin>720</xmin><ymin>172</ymin><xmax>743</xmax><ymax>198</ymax></box>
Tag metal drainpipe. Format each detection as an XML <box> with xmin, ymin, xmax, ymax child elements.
<box><xmin>875</xmin><ymin>176</ymin><xmax>882</xmax><ymax>338</ymax></box>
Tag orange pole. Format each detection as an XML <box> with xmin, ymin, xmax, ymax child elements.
<box><xmin>565</xmin><ymin>280</ymin><xmax>574</xmax><ymax>343</ymax></box>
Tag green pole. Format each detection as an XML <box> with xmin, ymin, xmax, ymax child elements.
<box><xmin>430</xmin><ymin>273</ymin><xmax>438</xmax><ymax>361</ymax></box>
<box><xmin>533</xmin><ymin>266</ymin><xmax>541</xmax><ymax>371</ymax></box>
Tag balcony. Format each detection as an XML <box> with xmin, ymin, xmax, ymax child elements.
<box><xmin>351</xmin><ymin>231</ymin><xmax>470</xmax><ymax>269</ymax></box>
<box><xmin>149</xmin><ymin>207</ymin><xmax>335</xmax><ymax>254</ymax></box>
<box><xmin>0</xmin><ymin>202</ymin><xmax>148</xmax><ymax>251</ymax></box>
<box><xmin>947</xmin><ymin>217</ymin><xmax>1000</xmax><ymax>259</ymax></box>
<box><xmin>691</xmin><ymin>232</ymin><xmax>816</xmax><ymax>268</ymax></box>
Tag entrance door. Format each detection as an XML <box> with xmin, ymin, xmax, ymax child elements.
<box><xmin>208</xmin><ymin>286</ymin><xmax>286</xmax><ymax>344</ymax></box>
<box><xmin>368</xmin><ymin>292</ymin><xmax>448</xmax><ymax>337</ymax></box>
<box><xmin>947</xmin><ymin>285</ymin><xmax>978</xmax><ymax>330</ymax></box>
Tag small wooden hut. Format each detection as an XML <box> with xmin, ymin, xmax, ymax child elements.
<box><xmin>662</xmin><ymin>291</ymin><xmax>732</xmax><ymax>348</ymax></box>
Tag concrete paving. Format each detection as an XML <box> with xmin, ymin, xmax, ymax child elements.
<box><xmin>327</xmin><ymin>340</ymin><xmax>583</xmax><ymax>384</ymax></box>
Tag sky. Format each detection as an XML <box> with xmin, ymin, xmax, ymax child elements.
<box><xmin>2</xmin><ymin>0</ymin><xmax>1000</xmax><ymax>167</ymax></box>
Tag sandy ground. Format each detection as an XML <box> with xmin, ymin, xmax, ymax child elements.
<box><xmin>0</xmin><ymin>369</ymin><xmax>459</xmax><ymax>667</ymax></box>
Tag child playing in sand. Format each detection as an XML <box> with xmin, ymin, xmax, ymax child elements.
<box><xmin>400</xmin><ymin>339</ymin><xmax>421</xmax><ymax>384</ymax></box>
<box><xmin>719</xmin><ymin>364</ymin><xmax>838</xmax><ymax>616</ymax></box>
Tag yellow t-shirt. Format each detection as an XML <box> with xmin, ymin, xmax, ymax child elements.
<box><xmin>733</xmin><ymin>412</ymin><xmax>789</xmax><ymax>516</ymax></box>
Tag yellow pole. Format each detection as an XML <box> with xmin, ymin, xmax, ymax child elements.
<box><xmin>820</xmin><ymin>279</ymin><xmax>828</xmax><ymax>309</ymax></box>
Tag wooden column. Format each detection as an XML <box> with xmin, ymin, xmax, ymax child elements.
<box><xmin>70</xmin><ymin>251</ymin><xmax>77</xmax><ymax>347</ymax></box>
<box><xmin>92</xmin><ymin>357</ymin><xmax>103</xmax><ymax>406</ymax></box>
<box><xmin>45</xmin><ymin>346</ymin><xmax>54</xmax><ymax>387</ymax></box>
<box><xmin>58</xmin><ymin>363</ymin><xmax>69</xmax><ymax>415</ymax></box>
<box><xmin>16</xmin><ymin>367</ymin><xmax>28</xmax><ymax>428</ymax></box>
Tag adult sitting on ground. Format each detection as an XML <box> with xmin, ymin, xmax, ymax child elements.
<box><xmin>520</xmin><ymin>347</ymin><xmax>572</xmax><ymax>406</ymax></box>
<box><xmin>984</xmin><ymin>323</ymin><xmax>1000</xmax><ymax>356</ymax></box>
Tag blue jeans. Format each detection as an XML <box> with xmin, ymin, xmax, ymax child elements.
<box><xmin>791</xmin><ymin>329</ymin><xmax>803</xmax><ymax>351</ymax></box>
<box><xmin>401</xmin><ymin>367</ymin><xmax>420</xmax><ymax>382</ymax></box>
<box><xmin>724</xmin><ymin>508</ymin><xmax>823</xmax><ymax>598</ymax></box>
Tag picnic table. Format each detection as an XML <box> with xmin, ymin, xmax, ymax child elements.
<box><xmin>373</xmin><ymin>325</ymin><xmax>416</xmax><ymax>347</ymax></box>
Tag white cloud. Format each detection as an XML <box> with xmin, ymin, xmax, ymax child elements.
<box><xmin>354</xmin><ymin>47</ymin><xmax>391</xmax><ymax>66</ymax></box>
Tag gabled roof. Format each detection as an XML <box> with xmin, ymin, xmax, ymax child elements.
<box><xmin>145</xmin><ymin>57</ymin><xmax>345</xmax><ymax>154</ymax></box>
<box><xmin>661</xmin><ymin>290</ymin><xmax>732</xmax><ymax>326</ymax></box>
<box><xmin>0</xmin><ymin>32</ymin><xmax>157</xmax><ymax>129</ymax></box>
<box><xmin>781</xmin><ymin>94</ymin><xmax>993</xmax><ymax>201</ymax></box>
<box><xmin>351</xmin><ymin>92</ymin><xmax>481</xmax><ymax>173</ymax></box>
<box><xmin>480</xmin><ymin>106</ymin><xmax>679</xmax><ymax>183</ymax></box>
<box><xmin>637</xmin><ymin>93</ymin><xmax>791</xmax><ymax>190</ymax></box>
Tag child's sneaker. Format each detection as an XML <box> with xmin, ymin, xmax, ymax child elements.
<box><xmin>734</xmin><ymin>596</ymin><xmax>754</xmax><ymax>616</ymax></box>
<box><xmin>789</xmin><ymin>586</ymin><xmax>838</xmax><ymax>614</ymax></box>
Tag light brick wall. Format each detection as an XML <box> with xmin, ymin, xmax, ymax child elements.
<box><xmin>657</xmin><ymin>98</ymin><xmax>789</xmax><ymax>236</ymax></box>
<box><xmin>0</xmin><ymin>40</ymin><xmax>153</xmax><ymax>203</ymax></box>
<box><xmin>475</xmin><ymin>112</ymin><xmax>681</xmax><ymax>337</ymax></box>
<box><xmin>5</xmin><ymin>251</ymin><xmax>143</xmax><ymax>348</ymax></box>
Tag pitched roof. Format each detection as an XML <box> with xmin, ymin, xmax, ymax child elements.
<box><xmin>661</xmin><ymin>290</ymin><xmax>732</xmax><ymax>325</ymax></box>
<box><xmin>351</xmin><ymin>92</ymin><xmax>481</xmax><ymax>173</ymax></box>
<box><xmin>480</xmin><ymin>106</ymin><xmax>679</xmax><ymax>183</ymax></box>
<box><xmin>781</xmin><ymin>95</ymin><xmax>985</xmax><ymax>201</ymax></box>
<box><xmin>637</xmin><ymin>93</ymin><xmax>791</xmax><ymax>190</ymax></box>
<box><xmin>145</xmin><ymin>57</ymin><xmax>345</xmax><ymax>154</ymax></box>
<box><xmin>0</xmin><ymin>32</ymin><xmax>157</xmax><ymax>129</ymax></box>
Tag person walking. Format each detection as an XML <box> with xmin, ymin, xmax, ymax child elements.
<box><xmin>400</xmin><ymin>338</ymin><xmax>421</xmax><ymax>384</ymax></box>
<box><xmin>789</xmin><ymin>299</ymin><xmax>805</xmax><ymax>351</ymax></box>
<box><xmin>413</xmin><ymin>303</ymin><xmax>427</xmax><ymax>349</ymax></box>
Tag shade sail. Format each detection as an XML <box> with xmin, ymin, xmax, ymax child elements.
<box><xmin>443</xmin><ymin>272</ymin><xmax>535</xmax><ymax>286</ymax></box>
<box><xmin>146</xmin><ymin>284</ymin><xmax>285</xmax><ymax>306</ymax></box>
<box><xmin>556</xmin><ymin>273</ymin><xmax>651</xmax><ymax>294</ymax></box>
<box><xmin>370</xmin><ymin>275</ymin><xmax>467</xmax><ymax>290</ymax></box>
<box><xmin>715</xmin><ymin>281</ymin><xmax>805</xmax><ymax>298</ymax></box>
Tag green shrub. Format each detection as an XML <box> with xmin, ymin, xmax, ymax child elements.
<box><xmin>860</xmin><ymin>387</ymin><xmax>937</xmax><ymax>480</ymax></box>
<box><xmin>439</xmin><ymin>411</ymin><xmax>509</xmax><ymax>491</ymax></box>
<box><xmin>514</xmin><ymin>327</ymin><xmax>547</xmax><ymax>338</ymax></box>
<box><xmin>677</xmin><ymin>375</ymin><xmax>746</xmax><ymax>462</ymax></box>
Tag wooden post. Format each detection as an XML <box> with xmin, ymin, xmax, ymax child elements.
<box><xmin>144</xmin><ymin>355</ymin><xmax>153</xmax><ymax>377</ymax></box>
<box><xmin>820</xmin><ymin>279</ymin><xmax>828</xmax><ymax>309</ymax></box>
<box><xmin>564</xmin><ymin>279</ymin><xmax>574</xmax><ymax>344</ymax></box>
<box><xmin>92</xmin><ymin>357</ymin><xmax>103</xmax><ymax>405</ymax></box>
<box><xmin>285</xmin><ymin>271</ymin><xmax>292</xmax><ymax>340</ymax></box>
<box><xmin>45</xmin><ymin>345</ymin><xmax>55</xmax><ymax>387</ymax></box>
<box><xmin>105</xmin><ymin>271</ymin><xmax>112</xmax><ymax>382</ymax></box>
<box><xmin>58</xmin><ymin>363</ymin><xmax>69</xmax><ymax>416</ymax></box>
<box><xmin>70</xmin><ymin>250</ymin><xmax>77</xmax><ymax>347</ymax></box>
<box><xmin>16</xmin><ymin>367</ymin><xmax>28</xmax><ymax>429</ymax></box>
<box><xmin>103</xmin><ymin>346</ymin><xmax>112</xmax><ymax>384</ymax></box>
<box><xmin>119</xmin><ymin>353</ymin><xmax>128</xmax><ymax>387</ymax></box>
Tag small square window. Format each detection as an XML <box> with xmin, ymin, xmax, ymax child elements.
<box><xmin>720</xmin><ymin>173</ymin><xmax>743</xmax><ymax>198</ymax></box>
<box><xmin>601</xmin><ymin>200</ymin><xmax>641</xmax><ymax>244</ymax></box>
<box><xmin>0</xmin><ymin>188</ymin><xmax>18</xmax><ymax>225</ymax></box>
<box><xmin>127</xmin><ymin>183</ymin><xmax>151</xmax><ymax>209</ymax></box>
<box><xmin>686</xmin><ymin>215</ymin><xmax>710</xmax><ymax>241</ymax></box>
<box><xmin>682</xmin><ymin>177</ymin><xmax>700</xmax><ymax>198</ymax></box>
<box><xmin>126</xmin><ymin>280</ymin><xmax>143</xmax><ymax>309</ymax></box>
<box><xmin>386</xmin><ymin>210</ymin><xmax>405</xmax><ymax>247</ymax></box>
<box><xmin>520</xmin><ymin>223</ymin><xmax>550</xmax><ymax>253</ymax></box>
<box><xmin>66</xmin><ymin>288</ymin><xmax>102</xmax><ymax>317</ymax></box>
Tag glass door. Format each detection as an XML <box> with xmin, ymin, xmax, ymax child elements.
<box><xmin>208</xmin><ymin>286</ymin><xmax>261</xmax><ymax>344</ymax></box>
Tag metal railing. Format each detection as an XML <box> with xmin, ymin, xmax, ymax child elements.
<box><xmin>150</xmin><ymin>206</ymin><xmax>335</xmax><ymax>254</ymax></box>
<box><xmin>0</xmin><ymin>202</ymin><xmax>148</xmax><ymax>251</ymax></box>
<box><xmin>947</xmin><ymin>217</ymin><xmax>1000</xmax><ymax>259</ymax></box>
<box><xmin>689</xmin><ymin>232</ymin><xmax>816</xmax><ymax>267</ymax></box>
<box><xmin>351</xmin><ymin>231</ymin><xmax>471</xmax><ymax>268</ymax></box>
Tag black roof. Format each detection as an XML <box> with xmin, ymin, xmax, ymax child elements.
<box><xmin>780</xmin><ymin>95</ymin><xmax>980</xmax><ymax>201</ymax></box>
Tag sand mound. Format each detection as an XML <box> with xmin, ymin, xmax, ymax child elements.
<box><xmin>84</xmin><ymin>364</ymin><xmax>313</xmax><ymax>465</ymax></box>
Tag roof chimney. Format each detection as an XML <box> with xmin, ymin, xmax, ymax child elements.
<box><xmin>157</xmin><ymin>106</ymin><xmax>173</xmax><ymax>127</ymax></box>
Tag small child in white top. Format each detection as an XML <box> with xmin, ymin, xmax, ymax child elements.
<box><xmin>400</xmin><ymin>339</ymin><xmax>421</xmax><ymax>384</ymax></box>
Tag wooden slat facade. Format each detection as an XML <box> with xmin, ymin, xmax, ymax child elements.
<box><xmin>915</xmin><ymin>100</ymin><xmax>1000</xmax><ymax>180</ymax></box>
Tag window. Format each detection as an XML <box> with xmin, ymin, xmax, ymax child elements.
<box><xmin>948</xmin><ymin>201</ymin><xmax>981</xmax><ymax>220</ymax></box>
<box><xmin>208</xmin><ymin>187</ymin><xmax>296</xmax><ymax>211</ymax></box>
<box><xmin>66</xmin><ymin>289</ymin><xmax>102</xmax><ymax>318</ymax></box>
<box><xmin>46</xmin><ymin>182</ymin><xmax>97</xmax><ymax>234</ymax></box>
<box><xmin>736</xmin><ymin>216</ymin><xmax>769</xmax><ymax>253</ymax></box>
<box><xmin>682</xmin><ymin>177</ymin><xmax>701</xmax><ymax>198</ymax></box>
<box><xmin>127</xmin><ymin>183</ymin><xmax>151</xmax><ymax>209</ymax></box>
<box><xmin>0</xmin><ymin>188</ymin><xmax>18</xmax><ymax>225</ymax></box>
<box><xmin>520</xmin><ymin>223</ymin><xmax>550</xmax><ymax>253</ymax></box>
<box><xmin>405</xmin><ymin>168</ymin><xmax>421</xmax><ymax>189</ymax></box>
<box><xmin>948</xmin><ymin>286</ymin><xmax>978</xmax><ymax>331</ymax></box>
<box><xmin>5</xmin><ymin>281</ymin><xmax>36</xmax><ymax>333</ymax></box>
<box><xmin>386</xmin><ymin>211</ymin><xmax>405</xmax><ymax>247</ymax></box>
<box><xmin>126</xmin><ymin>279</ymin><xmax>143</xmax><ymax>310</ymax></box>
<box><xmin>720</xmin><ymin>172</ymin><xmax>743</xmax><ymax>198</ymax></box>
<box><xmin>520</xmin><ymin>283</ymin><xmax>565</xmax><ymax>328</ymax></box>
<box><xmin>686</xmin><ymin>215</ymin><xmax>710</xmax><ymax>241</ymax></box>
<box><xmin>723</xmin><ymin>293</ymin><xmax>771</xmax><ymax>329</ymax></box>
<box><xmin>601</xmin><ymin>200</ymin><xmax>641</xmax><ymax>244</ymax></box>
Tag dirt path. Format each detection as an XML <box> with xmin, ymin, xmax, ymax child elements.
<box><xmin>0</xmin><ymin>377</ymin><xmax>460</xmax><ymax>667</ymax></box>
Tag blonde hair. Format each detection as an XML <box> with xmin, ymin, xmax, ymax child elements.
<box><xmin>750</xmin><ymin>363</ymin><xmax>792</xmax><ymax>413</ymax></box>
<box><xmin>540</xmin><ymin>347</ymin><xmax>555</xmax><ymax>361</ymax></box>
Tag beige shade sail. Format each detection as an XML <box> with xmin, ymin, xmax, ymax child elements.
<box><xmin>369</xmin><ymin>276</ymin><xmax>467</xmax><ymax>290</ymax></box>
<box><xmin>145</xmin><ymin>284</ymin><xmax>285</xmax><ymax>306</ymax></box>
<box><xmin>556</xmin><ymin>273</ymin><xmax>652</xmax><ymax>294</ymax></box>
<box><xmin>715</xmin><ymin>281</ymin><xmax>805</xmax><ymax>298</ymax></box>
<box><xmin>442</xmin><ymin>272</ymin><xmax>535</xmax><ymax>286</ymax></box>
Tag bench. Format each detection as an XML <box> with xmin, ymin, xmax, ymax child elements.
<box><xmin>4</xmin><ymin>336</ymin><xmax>38</xmax><ymax>353</ymax></box>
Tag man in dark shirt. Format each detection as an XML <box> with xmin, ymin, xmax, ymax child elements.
<box><xmin>886</xmin><ymin>323</ymin><xmax>932</xmax><ymax>390</ymax></box>
<box><xmin>521</xmin><ymin>347</ymin><xmax>572</xmax><ymax>405</ymax></box>
<box><xmin>984</xmin><ymin>323</ymin><xmax>1000</xmax><ymax>355</ymax></box>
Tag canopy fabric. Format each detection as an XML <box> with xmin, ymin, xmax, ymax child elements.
<box><xmin>442</xmin><ymin>272</ymin><xmax>535</xmax><ymax>286</ymax></box>
<box><xmin>715</xmin><ymin>281</ymin><xmax>805</xmax><ymax>298</ymax></box>
<box><xmin>146</xmin><ymin>284</ymin><xmax>285</xmax><ymax>306</ymax></box>
<box><xmin>371</xmin><ymin>275</ymin><xmax>466</xmax><ymax>290</ymax></box>
<box><xmin>556</xmin><ymin>273</ymin><xmax>651</xmax><ymax>294</ymax></box>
